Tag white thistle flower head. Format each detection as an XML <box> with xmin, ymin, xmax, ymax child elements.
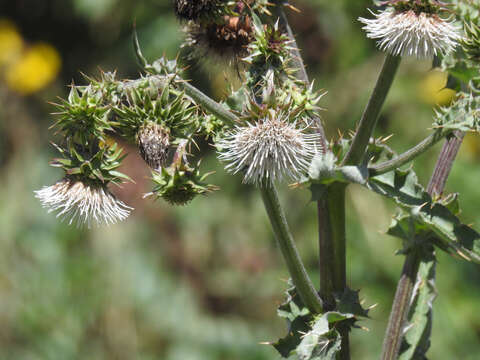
<box><xmin>35</xmin><ymin>178</ymin><xmax>132</xmax><ymax>227</ymax></box>
<box><xmin>217</xmin><ymin>116</ymin><xmax>322</xmax><ymax>185</ymax></box>
<box><xmin>359</xmin><ymin>7</ymin><xmax>461</xmax><ymax>58</ymax></box>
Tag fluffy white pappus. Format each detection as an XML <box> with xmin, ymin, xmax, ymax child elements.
<box><xmin>35</xmin><ymin>179</ymin><xmax>132</xmax><ymax>227</ymax></box>
<box><xmin>359</xmin><ymin>8</ymin><xmax>462</xmax><ymax>59</ymax></box>
<box><xmin>217</xmin><ymin>118</ymin><xmax>322</xmax><ymax>185</ymax></box>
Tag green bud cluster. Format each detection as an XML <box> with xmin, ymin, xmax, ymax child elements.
<box><xmin>48</xmin><ymin>49</ymin><xmax>224</xmax><ymax>207</ymax></box>
<box><xmin>50</xmin><ymin>75</ymin><xmax>130</xmax><ymax>187</ymax></box>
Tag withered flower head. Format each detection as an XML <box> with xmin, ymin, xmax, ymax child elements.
<box><xmin>174</xmin><ymin>0</ymin><xmax>217</xmax><ymax>21</ymax></box>
<box><xmin>185</xmin><ymin>15</ymin><xmax>254</xmax><ymax>62</ymax></box>
<box><xmin>137</xmin><ymin>122</ymin><xmax>170</xmax><ymax>170</ymax></box>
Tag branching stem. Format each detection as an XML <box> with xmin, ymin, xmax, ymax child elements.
<box><xmin>369</xmin><ymin>130</ymin><xmax>446</xmax><ymax>176</ymax></box>
<box><xmin>179</xmin><ymin>81</ymin><xmax>238</xmax><ymax>126</ymax></box>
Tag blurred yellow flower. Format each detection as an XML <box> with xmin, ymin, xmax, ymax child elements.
<box><xmin>5</xmin><ymin>42</ymin><xmax>61</xmax><ymax>95</ymax></box>
<box><xmin>0</xmin><ymin>20</ymin><xmax>23</xmax><ymax>66</ymax></box>
<box><xmin>418</xmin><ymin>70</ymin><xmax>456</xmax><ymax>106</ymax></box>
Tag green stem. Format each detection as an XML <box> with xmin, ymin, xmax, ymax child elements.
<box><xmin>318</xmin><ymin>184</ymin><xmax>349</xmax><ymax>359</ymax></box>
<box><xmin>180</xmin><ymin>81</ymin><xmax>238</xmax><ymax>126</ymax></box>
<box><xmin>260</xmin><ymin>184</ymin><xmax>324</xmax><ymax>314</ymax></box>
<box><xmin>317</xmin><ymin>184</ymin><xmax>347</xmax><ymax>306</ymax></box>
<box><xmin>343</xmin><ymin>54</ymin><xmax>401</xmax><ymax>166</ymax></box>
<box><xmin>369</xmin><ymin>130</ymin><xmax>446</xmax><ymax>176</ymax></box>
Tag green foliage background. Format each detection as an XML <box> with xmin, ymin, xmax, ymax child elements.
<box><xmin>0</xmin><ymin>0</ymin><xmax>479</xmax><ymax>359</ymax></box>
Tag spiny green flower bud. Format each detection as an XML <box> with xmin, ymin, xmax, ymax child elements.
<box><xmin>244</xmin><ymin>14</ymin><xmax>292</xmax><ymax>69</ymax></box>
<box><xmin>146</xmin><ymin>142</ymin><xmax>217</xmax><ymax>205</ymax></box>
<box><xmin>137</xmin><ymin>122</ymin><xmax>170</xmax><ymax>170</ymax></box>
<box><xmin>433</xmin><ymin>92</ymin><xmax>480</xmax><ymax>131</ymax></box>
<box><xmin>462</xmin><ymin>22</ymin><xmax>480</xmax><ymax>61</ymax></box>
<box><xmin>49</xmin><ymin>141</ymin><xmax>132</xmax><ymax>185</ymax></box>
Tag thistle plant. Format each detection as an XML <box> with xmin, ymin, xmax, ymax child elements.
<box><xmin>35</xmin><ymin>0</ymin><xmax>480</xmax><ymax>358</ymax></box>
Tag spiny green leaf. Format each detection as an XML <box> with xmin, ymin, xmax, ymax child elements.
<box><xmin>273</xmin><ymin>284</ymin><xmax>312</xmax><ymax>358</ymax></box>
<box><xmin>289</xmin><ymin>312</ymin><xmax>351</xmax><ymax>360</ymax></box>
<box><xmin>336</xmin><ymin>288</ymin><xmax>370</xmax><ymax>319</ymax></box>
<box><xmin>369</xmin><ymin>168</ymin><xmax>480</xmax><ymax>263</ymax></box>
<box><xmin>307</xmin><ymin>153</ymin><xmax>367</xmax><ymax>189</ymax></box>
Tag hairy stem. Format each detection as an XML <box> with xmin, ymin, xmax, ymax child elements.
<box><xmin>381</xmin><ymin>251</ymin><xmax>421</xmax><ymax>360</ymax></box>
<box><xmin>260</xmin><ymin>184</ymin><xmax>324</xmax><ymax>314</ymax></box>
<box><xmin>427</xmin><ymin>131</ymin><xmax>465</xmax><ymax>197</ymax></box>
<box><xmin>380</xmin><ymin>131</ymin><xmax>465</xmax><ymax>360</ymax></box>
<box><xmin>370</xmin><ymin>130</ymin><xmax>446</xmax><ymax>176</ymax></box>
<box><xmin>343</xmin><ymin>54</ymin><xmax>401</xmax><ymax>166</ymax></box>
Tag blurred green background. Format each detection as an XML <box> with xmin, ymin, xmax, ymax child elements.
<box><xmin>0</xmin><ymin>0</ymin><xmax>479</xmax><ymax>359</ymax></box>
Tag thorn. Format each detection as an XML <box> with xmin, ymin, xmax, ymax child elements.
<box><xmin>456</xmin><ymin>250</ymin><xmax>471</xmax><ymax>261</ymax></box>
<box><xmin>285</xmin><ymin>3</ymin><xmax>301</xmax><ymax>13</ymax></box>
<box><xmin>381</xmin><ymin>134</ymin><xmax>394</xmax><ymax>142</ymax></box>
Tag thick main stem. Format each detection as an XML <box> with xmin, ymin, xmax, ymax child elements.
<box><xmin>260</xmin><ymin>184</ymin><xmax>324</xmax><ymax>314</ymax></box>
<box><xmin>343</xmin><ymin>54</ymin><xmax>401</xmax><ymax>166</ymax></box>
<box><xmin>318</xmin><ymin>183</ymin><xmax>350</xmax><ymax>359</ymax></box>
<box><xmin>318</xmin><ymin>183</ymin><xmax>347</xmax><ymax>305</ymax></box>
<box><xmin>380</xmin><ymin>131</ymin><xmax>465</xmax><ymax>360</ymax></box>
